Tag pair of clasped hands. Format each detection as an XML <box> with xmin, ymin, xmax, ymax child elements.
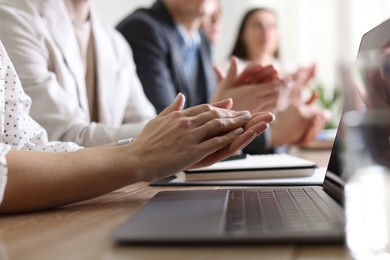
<box><xmin>133</xmin><ymin>57</ymin><xmax>328</xmax><ymax>181</ymax></box>
<box><xmin>211</xmin><ymin>57</ymin><xmax>330</xmax><ymax>147</ymax></box>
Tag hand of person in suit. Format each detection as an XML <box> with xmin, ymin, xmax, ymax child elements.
<box><xmin>129</xmin><ymin>93</ymin><xmax>275</xmax><ymax>180</ymax></box>
<box><xmin>232</xmin><ymin>63</ymin><xmax>280</xmax><ymax>87</ymax></box>
<box><xmin>233</xmin><ymin>63</ymin><xmax>326</xmax><ymax>143</ymax></box>
<box><xmin>211</xmin><ymin>57</ymin><xmax>285</xmax><ymax>113</ymax></box>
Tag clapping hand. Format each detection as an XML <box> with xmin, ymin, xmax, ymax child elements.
<box><xmin>211</xmin><ymin>57</ymin><xmax>285</xmax><ymax>113</ymax></box>
<box><xmin>130</xmin><ymin>94</ymin><xmax>275</xmax><ymax>180</ymax></box>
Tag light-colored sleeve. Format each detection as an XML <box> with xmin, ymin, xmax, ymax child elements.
<box><xmin>0</xmin><ymin>41</ymin><xmax>80</xmax><ymax>153</ymax></box>
<box><xmin>0</xmin><ymin>2</ymin><xmax>155</xmax><ymax>147</ymax></box>
<box><xmin>0</xmin><ymin>40</ymin><xmax>80</xmax><ymax>205</ymax></box>
<box><xmin>0</xmin><ymin>144</ymin><xmax>10</xmax><ymax>204</ymax></box>
<box><xmin>0</xmin><ymin>143</ymin><xmax>11</xmax><ymax>205</ymax></box>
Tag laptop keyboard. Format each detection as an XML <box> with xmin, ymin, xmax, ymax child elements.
<box><xmin>225</xmin><ymin>188</ymin><xmax>340</xmax><ymax>233</ymax></box>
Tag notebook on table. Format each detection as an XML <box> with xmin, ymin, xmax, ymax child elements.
<box><xmin>113</xmin><ymin>18</ymin><xmax>390</xmax><ymax>245</ymax></box>
<box><xmin>113</xmin><ymin>143</ymin><xmax>344</xmax><ymax>244</ymax></box>
<box><xmin>183</xmin><ymin>153</ymin><xmax>317</xmax><ymax>181</ymax></box>
<box><xmin>152</xmin><ymin>153</ymin><xmax>324</xmax><ymax>186</ymax></box>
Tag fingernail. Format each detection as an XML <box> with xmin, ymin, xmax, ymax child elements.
<box><xmin>237</xmin><ymin>110</ymin><xmax>250</xmax><ymax>116</ymax></box>
<box><xmin>234</xmin><ymin>127</ymin><xmax>244</xmax><ymax>135</ymax></box>
<box><xmin>238</xmin><ymin>112</ymin><xmax>251</xmax><ymax>120</ymax></box>
<box><xmin>260</xmin><ymin>122</ymin><xmax>270</xmax><ymax>132</ymax></box>
<box><xmin>243</xmin><ymin>131</ymin><xmax>257</xmax><ymax>146</ymax></box>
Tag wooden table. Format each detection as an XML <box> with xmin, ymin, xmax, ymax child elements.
<box><xmin>0</xmin><ymin>147</ymin><xmax>352</xmax><ymax>260</ymax></box>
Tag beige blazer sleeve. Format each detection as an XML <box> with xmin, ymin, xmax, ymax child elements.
<box><xmin>0</xmin><ymin>0</ymin><xmax>156</xmax><ymax>147</ymax></box>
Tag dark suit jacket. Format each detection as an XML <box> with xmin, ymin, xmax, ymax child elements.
<box><xmin>117</xmin><ymin>0</ymin><xmax>214</xmax><ymax>113</ymax></box>
<box><xmin>116</xmin><ymin>0</ymin><xmax>270</xmax><ymax>154</ymax></box>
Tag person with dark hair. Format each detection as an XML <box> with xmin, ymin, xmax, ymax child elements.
<box><xmin>230</xmin><ymin>7</ymin><xmax>317</xmax><ymax>104</ymax></box>
<box><xmin>231</xmin><ymin>8</ymin><xmax>280</xmax><ymax>70</ymax></box>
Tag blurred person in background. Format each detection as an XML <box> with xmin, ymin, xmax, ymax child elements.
<box><xmin>200</xmin><ymin>0</ymin><xmax>222</xmax><ymax>46</ymax></box>
<box><xmin>117</xmin><ymin>0</ymin><xmax>329</xmax><ymax>153</ymax></box>
<box><xmin>230</xmin><ymin>7</ymin><xmax>318</xmax><ymax>106</ymax></box>
<box><xmin>0</xmin><ymin>0</ymin><xmax>157</xmax><ymax>147</ymax></box>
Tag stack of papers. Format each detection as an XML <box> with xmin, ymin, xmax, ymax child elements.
<box><xmin>184</xmin><ymin>154</ymin><xmax>317</xmax><ymax>181</ymax></box>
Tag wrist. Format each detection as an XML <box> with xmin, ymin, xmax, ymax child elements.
<box><xmin>115</xmin><ymin>140</ymin><xmax>157</xmax><ymax>182</ymax></box>
<box><xmin>111</xmin><ymin>138</ymin><xmax>143</xmax><ymax>182</ymax></box>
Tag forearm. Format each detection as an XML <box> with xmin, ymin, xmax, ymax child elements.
<box><xmin>0</xmin><ymin>147</ymin><xmax>141</xmax><ymax>213</ymax></box>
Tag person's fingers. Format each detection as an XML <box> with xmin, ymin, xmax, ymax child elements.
<box><xmin>200</xmin><ymin>127</ymin><xmax>246</xmax><ymax>155</ymax></box>
<box><xmin>230</xmin><ymin>122</ymin><xmax>270</xmax><ymax>151</ymax></box>
<box><xmin>308</xmin><ymin>64</ymin><xmax>317</xmax><ymax>78</ymax></box>
<box><xmin>191</xmin><ymin>128</ymin><xmax>256</xmax><ymax>168</ymax></box>
<box><xmin>294</xmin><ymin>65</ymin><xmax>317</xmax><ymax>89</ymax></box>
<box><xmin>208</xmin><ymin>121</ymin><xmax>270</xmax><ymax>162</ymax></box>
<box><xmin>180</xmin><ymin>100</ymin><xmax>233</xmax><ymax>117</ymax></box>
<box><xmin>243</xmin><ymin>112</ymin><xmax>275</xmax><ymax>130</ymax></box>
<box><xmin>194</xmin><ymin>114</ymin><xmax>252</xmax><ymax>141</ymax></box>
<box><xmin>210</xmin><ymin>98</ymin><xmax>233</xmax><ymax>110</ymax></box>
<box><xmin>256</xmin><ymin>73</ymin><xmax>280</xmax><ymax>84</ymax></box>
<box><xmin>297</xmin><ymin>119</ymin><xmax>317</xmax><ymax>145</ymax></box>
<box><xmin>297</xmin><ymin>114</ymin><xmax>326</xmax><ymax>145</ymax></box>
<box><xmin>256</xmin><ymin>87</ymin><xmax>279</xmax><ymax>97</ymax></box>
<box><xmin>252</xmin><ymin>111</ymin><xmax>277</xmax><ymax>116</ymax></box>
<box><xmin>305</xmin><ymin>91</ymin><xmax>319</xmax><ymax>105</ymax></box>
<box><xmin>222</xmin><ymin>56</ymin><xmax>239</xmax><ymax>90</ymax></box>
<box><xmin>254</xmin><ymin>103</ymin><xmax>278</xmax><ymax>114</ymax></box>
<box><xmin>248</xmin><ymin>99</ymin><xmax>277</xmax><ymax>113</ymax></box>
<box><xmin>190</xmin><ymin>121</ymin><xmax>271</xmax><ymax>169</ymax></box>
<box><xmin>241</xmin><ymin>86</ymin><xmax>279</xmax><ymax>112</ymax></box>
<box><xmin>256</xmin><ymin>92</ymin><xmax>279</xmax><ymax>107</ymax></box>
<box><xmin>191</xmin><ymin>109</ymin><xmax>251</xmax><ymax>127</ymax></box>
<box><xmin>250</xmin><ymin>65</ymin><xmax>279</xmax><ymax>83</ymax></box>
<box><xmin>234</xmin><ymin>64</ymin><xmax>279</xmax><ymax>86</ymax></box>
<box><xmin>213</xmin><ymin>65</ymin><xmax>226</xmax><ymax>82</ymax></box>
<box><xmin>197</xmin><ymin>113</ymin><xmax>275</xmax><ymax>147</ymax></box>
<box><xmin>159</xmin><ymin>93</ymin><xmax>185</xmax><ymax>116</ymax></box>
<box><xmin>234</xmin><ymin>64</ymin><xmax>264</xmax><ymax>86</ymax></box>
<box><xmin>188</xmin><ymin>128</ymin><xmax>251</xmax><ymax>169</ymax></box>
<box><xmin>251</xmin><ymin>80</ymin><xmax>283</xmax><ymax>95</ymax></box>
<box><xmin>243</xmin><ymin>81</ymin><xmax>283</xmax><ymax>98</ymax></box>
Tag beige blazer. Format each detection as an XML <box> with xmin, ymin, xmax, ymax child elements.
<box><xmin>0</xmin><ymin>0</ymin><xmax>156</xmax><ymax>146</ymax></box>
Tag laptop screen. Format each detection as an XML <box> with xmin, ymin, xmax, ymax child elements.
<box><xmin>322</xmin><ymin>17</ymin><xmax>390</xmax><ymax>205</ymax></box>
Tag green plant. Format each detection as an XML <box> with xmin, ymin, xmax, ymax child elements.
<box><xmin>313</xmin><ymin>82</ymin><xmax>341</xmax><ymax>129</ymax></box>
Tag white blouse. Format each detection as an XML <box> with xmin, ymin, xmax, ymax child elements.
<box><xmin>0</xmin><ymin>42</ymin><xmax>80</xmax><ymax>204</ymax></box>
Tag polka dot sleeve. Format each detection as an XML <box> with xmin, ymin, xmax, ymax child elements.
<box><xmin>0</xmin><ymin>143</ymin><xmax>11</xmax><ymax>205</ymax></box>
<box><xmin>0</xmin><ymin>41</ymin><xmax>82</xmax><ymax>205</ymax></box>
<box><xmin>0</xmin><ymin>42</ymin><xmax>80</xmax><ymax>153</ymax></box>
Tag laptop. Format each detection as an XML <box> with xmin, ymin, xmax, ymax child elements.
<box><xmin>113</xmin><ymin>148</ymin><xmax>345</xmax><ymax>244</ymax></box>
<box><xmin>113</xmin><ymin>17</ymin><xmax>390</xmax><ymax>245</ymax></box>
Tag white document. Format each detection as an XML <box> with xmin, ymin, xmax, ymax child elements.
<box><xmin>184</xmin><ymin>154</ymin><xmax>317</xmax><ymax>181</ymax></box>
<box><xmin>173</xmin><ymin>167</ymin><xmax>325</xmax><ymax>184</ymax></box>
